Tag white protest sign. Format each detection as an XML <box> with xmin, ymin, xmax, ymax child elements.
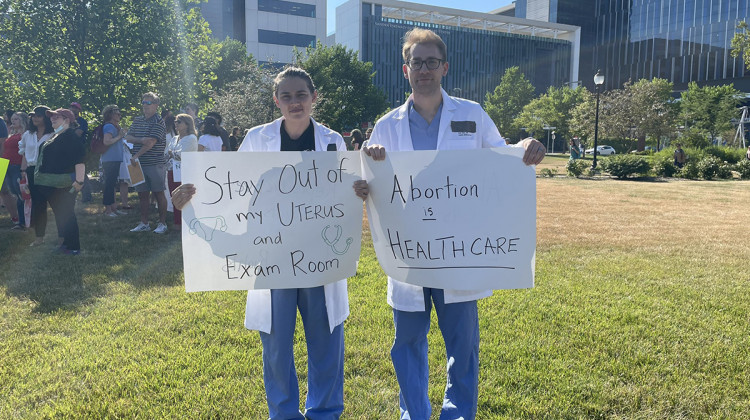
<box><xmin>181</xmin><ymin>151</ymin><xmax>363</xmax><ymax>292</ymax></box>
<box><xmin>363</xmin><ymin>147</ymin><xmax>536</xmax><ymax>291</ymax></box>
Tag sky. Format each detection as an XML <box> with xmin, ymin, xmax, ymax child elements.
<box><xmin>327</xmin><ymin>0</ymin><xmax>516</xmax><ymax>35</ymax></box>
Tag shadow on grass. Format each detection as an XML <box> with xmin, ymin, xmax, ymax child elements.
<box><xmin>0</xmin><ymin>193</ymin><xmax>185</xmax><ymax>313</ymax></box>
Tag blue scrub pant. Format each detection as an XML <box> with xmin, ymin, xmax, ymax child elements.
<box><xmin>260</xmin><ymin>286</ymin><xmax>344</xmax><ymax>420</ymax></box>
<box><xmin>391</xmin><ymin>288</ymin><xmax>479</xmax><ymax>420</ymax></box>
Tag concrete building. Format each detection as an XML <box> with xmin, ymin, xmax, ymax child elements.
<box><xmin>200</xmin><ymin>0</ymin><xmax>327</xmax><ymax>64</ymax></box>
<box><xmin>335</xmin><ymin>0</ymin><xmax>581</xmax><ymax>107</ymax></box>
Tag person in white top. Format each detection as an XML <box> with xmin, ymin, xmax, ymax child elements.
<box><xmin>165</xmin><ymin>113</ymin><xmax>198</xmax><ymax>230</ymax></box>
<box><xmin>18</xmin><ymin>106</ymin><xmax>53</xmax><ymax>243</ymax></box>
<box><xmin>361</xmin><ymin>28</ymin><xmax>546</xmax><ymax>420</ymax></box>
<box><xmin>197</xmin><ymin>116</ymin><xmax>224</xmax><ymax>152</ymax></box>
<box><xmin>172</xmin><ymin>67</ymin><xmax>367</xmax><ymax>420</ymax></box>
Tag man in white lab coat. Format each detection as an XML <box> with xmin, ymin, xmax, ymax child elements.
<box><xmin>362</xmin><ymin>28</ymin><xmax>546</xmax><ymax>420</ymax></box>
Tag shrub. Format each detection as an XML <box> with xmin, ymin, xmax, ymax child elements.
<box><xmin>651</xmin><ymin>154</ymin><xmax>677</xmax><ymax>177</ymax></box>
<box><xmin>540</xmin><ymin>168</ymin><xmax>557</xmax><ymax>177</ymax></box>
<box><xmin>677</xmin><ymin>161</ymin><xmax>699</xmax><ymax>179</ymax></box>
<box><xmin>600</xmin><ymin>154</ymin><xmax>651</xmax><ymax>179</ymax></box>
<box><xmin>735</xmin><ymin>159</ymin><xmax>750</xmax><ymax>179</ymax></box>
<box><xmin>696</xmin><ymin>155</ymin><xmax>722</xmax><ymax>180</ymax></box>
<box><xmin>566</xmin><ymin>160</ymin><xmax>588</xmax><ymax>177</ymax></box>
<box><xmin>717</xmin><ymin>164</ymin><xmax>734</xmax><ymax>179</ymax></box>
<box><xmin>704</xmin><ymin>146</ymin><xmax>745</xmax><ymax>164</ymax></box>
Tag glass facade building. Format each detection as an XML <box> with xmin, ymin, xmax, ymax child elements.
<box><xmin>516</xmin><ymin>0</ymin><xmax>750</xmax><ymax>91</ymax></box>
<box><xmin>358</xmin><ymin>3</ymin><xmax>574</xmax><ymax>107</ymax></box>
<box><xmin>594</xmin><ymin>0</ymin><xmax>750</xmax><ymax>91</ymax></box>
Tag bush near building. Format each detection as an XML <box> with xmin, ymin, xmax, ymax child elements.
<box><xmin>600</xmin><ymin>154</ymin><xmax>651</xmax><ymax>179</ymax></box>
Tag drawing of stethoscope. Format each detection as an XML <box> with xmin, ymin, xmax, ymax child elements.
<box><xmin>322</xmin><ymin>225</ymin><xmax>352</xmax><ymax>255</ymax></box>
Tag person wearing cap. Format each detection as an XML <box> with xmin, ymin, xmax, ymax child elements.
<box><xmin>124</xmin><ymin>92</ymin><xmax>169</xmax><ymax>234</ymax></box>
<box><xmin>19</xmin><ymin>106</ymin><xmax>54</xmax><ymax>234</ymax></box>
<box><xmin>70</xmin><ymin>102</ymin><xmax>92</xmax><ymax>202</ymax></box>
<box><xmin>31</xmin><ymin>108</ymin><xmax>86</xmax><ymax>254</ymax></box>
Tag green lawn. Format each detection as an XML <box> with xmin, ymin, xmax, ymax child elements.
<box><xmin>1</xmin><ymin>179</ymin><xmax>749</xmax><ymax>418</ymax></box>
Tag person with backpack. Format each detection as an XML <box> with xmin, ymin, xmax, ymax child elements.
<box><xmin>98</xmin><ymin>105</ymin><xmax>127</xmax><ymax>217</ymax></box>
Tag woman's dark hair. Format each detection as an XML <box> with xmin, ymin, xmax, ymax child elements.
<box><xmin>162</xmin><ymin>110</ymin><xmax>176</xmax><ymax>136</ymax></box>
<box><xmin>28</xmin><ymin>106</ymin><xmax>53</xmax><ymax>134</ymax></box>
<box><xmin>273</xmin><ymin>66</ymin><xmax>315</xmax><ymax>96</ymax></box>
<box><xmin>202</xmin><ymin>116</ymin><xmax>221</xmax><ymax>136</ymax></box>
<box><xmin>350</xmin><ymin>129</ymin><xmax>363</xmax><ymax>142</ymax></box>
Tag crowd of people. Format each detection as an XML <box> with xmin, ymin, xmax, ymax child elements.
<box><xmin>3</xmin><ymin>27</ymin><xmax>547</xmax><ymax>420</ymax></box>
<box><xmin>0</xmin><ymin>95</ymin><xmax>241</xmax><ymax>252</ymax></box>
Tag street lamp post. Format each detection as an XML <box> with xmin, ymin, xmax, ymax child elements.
<box><xmin>592</xmin><ymin>70</ymin><xmax>605</xmax><ymax>170</ymax></box>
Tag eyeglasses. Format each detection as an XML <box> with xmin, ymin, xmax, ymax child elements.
<box><xmin>406</xmin><ymin>58</ymin><xmax>444</xmax><ymax>71</ymax></box>
<box><xmin>142</xmin><ymin>100</ymin><xmax>155</xmax><ymax>105</ymax></box>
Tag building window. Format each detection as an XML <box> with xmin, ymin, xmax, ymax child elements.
<box><xmin>258</xmin><ymin>0</ymin><xmax>316</xmax><ymax>18</ymax></box>
<box><xmin>258</xmin><ymin>30</ymin><xmax>316</xmax><ymax>48</ymax></box>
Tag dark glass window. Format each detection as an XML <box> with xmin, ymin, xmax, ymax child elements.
<box><xmin>258</xmin><ymin>0</ymin><xmax>316</xmax><ymax>18</ymax></box>
<box><xmin>258</xmin><ymin>30</ymin><xmax>316</xmax><ymax>48</ymax></box>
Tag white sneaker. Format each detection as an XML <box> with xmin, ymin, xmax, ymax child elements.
<box><xmin>153</xmin><ymin>223</ymin><xmax>168</xmax><ymax>234</ymax></box>
<box><xmin>116</xmin><ymin>209</ymin><xmax>128</xmax><ymax>215</ymax></box>
<box><xmin>130</xmin><ymin>222</ymin><xmax>151</xmax><ymax>232</ymax></box>
<box><xmin>106</xmin><ymin>212</ymin><xmax>118</xmax><ymax>217</ymax></box>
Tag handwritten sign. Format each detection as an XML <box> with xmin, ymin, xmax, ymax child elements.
<box><xmin>181</xmin><ymin>151</ymin><xmax>363</xmax><ymax>292</ymax></box>
<box><xmin>362</xmin><ymin>148</ymin><xmax>536</xmax><ymax>291</ymax></box>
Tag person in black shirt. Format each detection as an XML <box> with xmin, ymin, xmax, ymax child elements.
<box><xmin>32</xmin><ymin>108</ymin><xmax>85</xmax><ymax>253</ymax></box>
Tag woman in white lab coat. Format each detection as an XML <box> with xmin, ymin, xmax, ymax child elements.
<box><xmin>173</xmin><ymin>67</ymin><xmax>367</xmax><ymax>420</ymax></box>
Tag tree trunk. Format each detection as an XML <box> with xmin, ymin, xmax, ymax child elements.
<box><xmin>637</xmin><ymin>134</ymin><xmax>646</xmax><ymax>151</ymax></box>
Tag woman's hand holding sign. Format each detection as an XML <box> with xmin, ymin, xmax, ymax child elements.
<box><xmin>172</xmin><ymin>183</ymin><xmax>196</xmax><ymax>210</ymax></box>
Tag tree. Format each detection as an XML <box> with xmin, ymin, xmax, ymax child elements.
<box><xmin>483</xmin><ymin>67</ymin><xmax>535</xmax><ymax>138</ymax></box>
<box><xmin>571</xmin><ymin>79</ymin><xmax>676</xmax><ymax>151</ymax></box>
<box><xmin>730</xmin><ymin>21</ymin><xmax>750</xmax><ymax>68</ymax></box>
<box><xmin>211</xmin><ymin>61</ymin><xmax>276</xmax><ymax>132</ymax></box>
<box><xmin>294</xmin><ymin>42</ymin><xmax>388</xmax><ymax>133</ymax></box>
<box><xmin>513</xmin><ymin>86</ymin><xmax>586</xmax><ymax>150</ymax></box>
<box><xmin>628</xmin><ymin>78</ymin><xmax>676</xmax><ymax>150</ymax></box>
<box><xmin>0</xmin><ymin>0</ymin><xmax>217</xmax><ymax>119</ymax></box>
<box><xmin>213</xmin><ymin>37</ymin><xmax>256</xmax><ymax>93</ymax></box>
<box><xmin>680</xmin><ymin>82</ymin><xmax>740</xmax><ymax>144</ymax></box>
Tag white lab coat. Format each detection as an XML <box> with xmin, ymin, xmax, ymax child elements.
<box><xmin>369</xmin><ymin>88</ymin><xmax>510</xmax><ymax>312</ymax></box>
<box><xmin>239</xmin><ymin>117</ymin><xmax>350</xmax><ymax>333</ymax></box>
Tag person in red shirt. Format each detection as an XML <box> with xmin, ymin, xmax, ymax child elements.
<box><xmin>0</xmin><ymin>112</ymin><xmax>28</xmax><ymax>229</ymax></box>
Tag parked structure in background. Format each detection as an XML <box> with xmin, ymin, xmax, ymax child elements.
<box><xmin>200</xmin><ymin>0</ymin><xmax>326</xmax><ymax>64</ymax></box>
<box><xmin>511</xmin><ymin>0</ymin><xmax>750</xmax><ymax>92</ymax></box>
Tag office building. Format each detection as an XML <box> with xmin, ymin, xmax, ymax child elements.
<box><xmin>513</xmin><ymin>0</ymin><xmax>750</xmax><ymax>92</ymax></box>
<box><xmin>335</xmin><ymin>0</ymin><xmax>581</xmax><ymax>107</ymax></box>
<box><xmin>200</xmin><ymin>0</ymin><xmax>327</xmax><ymax>64</ymax></box>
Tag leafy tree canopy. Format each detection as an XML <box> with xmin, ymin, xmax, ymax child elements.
<box><xmin>294</xmin><ymin>42</ymin><xmax>388</xmax><ymax>133</ymax></box>
<box><xmin>514</xmin><ymin>86</ymin><xmax>585</xmax><ymax>149</ymax></box>
<box><xmin>483</xmin><ymin>66</ymin><xmax>535</xmax><ymax>138</ymax></box>
<box><xmin>680</xmin><ymin>82</ymin><xmax>740</xmax><ymax>142</ymax></box>
<box><xmin>0</xmin><ymin>0</ymin><xmax>219</xmax><ymax>121</ymax></box>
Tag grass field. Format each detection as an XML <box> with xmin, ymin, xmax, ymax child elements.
<box><xmin>1</xmin><ymin>176</ymin><xmax>749</xmax><ymax>419</ymax></box>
